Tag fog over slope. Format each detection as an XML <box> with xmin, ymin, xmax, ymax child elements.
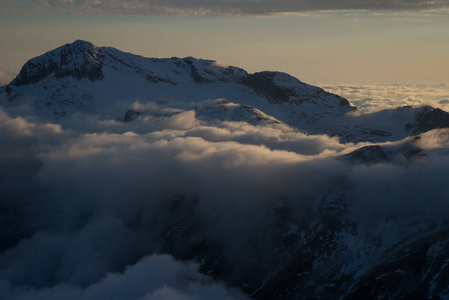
<box><xmin>1</xmin><ymin>102</ymin><xmax>449</xmax><ymax>298</ymax></box>
<box><xmin>1</xmin><ymin>42</ymin><xmax>449</xmax><ymax>299</ymax></box>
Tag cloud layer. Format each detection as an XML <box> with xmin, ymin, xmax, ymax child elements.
<box><xmin>324</xmin><ymin>83</ymin><xmax>449</xmax><ymax>113</ymax></box>
<box><xmin>29</xmin><ymin>0</ymin><xmax>449</xmax><ymax>15</ymax></box>
<box><xmin>1</xmin><ymin>94</ymin><xmax>449</xmax><ymax>298</ymax></box>
<box><xmin>0</xmin><ymin>254</ymin><xmax>249</xmax><ymax>300</ymax></box>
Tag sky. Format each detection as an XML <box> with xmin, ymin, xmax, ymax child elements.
<box><xmin>0</xmin><ymin>1</ymin><xmax>448</xmax><ymax>85</ymax></box>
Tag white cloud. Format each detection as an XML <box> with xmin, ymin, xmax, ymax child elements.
<box><xmin>323</xmin><ymin>83</ymin><xmax>449</xmax><ymax>113</ymax></box>
<box><xmin>1</xmin><ymin>101</ymin><xmax>449</xmax><ymax>298</ymax></box>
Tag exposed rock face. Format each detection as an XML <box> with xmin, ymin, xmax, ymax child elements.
<box><xmin>193</xmin><ymin>99</ymin><xmax>282</xmax><ymax>125</ymax></box>
<box><xmin>370</xmin><ymin>129</ymin><xmax>392</xmax><ymax>137</ymax></box>
<box><xmin>157</xmin><ymin>190</ymin><xmax>449</xmax><ymax>300</ymax></box>
<box><xmin>4</xmin><ymin>40</ymin><xmax>449</xmax><ymax>144</ymax></box>
<box><xmin>412</xmin><ymin>106</ymin><xmax>449</xmax><ymax>134</ymax></box>
<box><xmin>55</xmin><ymin>40</ymin><xmax>103</xmax><ymax>81</ymax></box>
<box><xmin>183</xmin><ymin>57</ymin><xmax>247</xmax><ymax>84</ymax></box>
<box><xmin>345</xmin><ymin>145</ymin><xmax>389</xmax><ymax>164</ymax></box>
<box><xmin>9</xmin><ymin>55</ymin><xmax>59</xmax><ymax>87</ymax></box>
<box><xmin>9</xmin><ymin>40</ymin><xmax>104</xmax><ymax>88</ymax></box>
<box><xmin>124</xmin><ymin>109</ymin><xmax>142</xmax><ymax>122</ymax></box>
<box><xmin>244</xmin><ymin>71</ymin><xmax>351</xmax><ymax>107</ymax></box>
<box><xmin>4</xmin><ymin>41</ymin><xmax>352</xmax><ymax>119</ymax></box>
<box><xmin>244</xmin><ymin>72</ymin><xmax>293</xmax><ymax>104</ymax></box>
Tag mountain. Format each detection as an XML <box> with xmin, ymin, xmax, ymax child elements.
<box><xmin>4</xmin><ymin>40</ymin><xmax>449</xmax><ymax>143</ymax></box>
<box><xmin>161</xmin><ymin>177</ymin><xmax>449</xmax><ymax>300</ymax></box>
<box><xmin>2</xmin><ymin>41</ymin><xmax>449</xmax><ymax>300</ymax></box>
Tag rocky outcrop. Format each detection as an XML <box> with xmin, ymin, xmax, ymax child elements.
<box><xmin>9</xmin><ymin>40</ymin><xmax>104</xmax><ymax>89</ymax></box>
<box><xmin>244</xmin><ymin>71</ymin><xmax>351</xmax><ymax>107</ymax></box>
<box><xmin>5</xmin><ymin>40</ymin><xmax>449</xmax><ymax>145</ymax></box>
<box><xmin>183</xmin><ymin>56</ymin><xmax>247</xmax><ymax>84</ymax></box>
<box><xmin>244</xmin><ymin>72</ymin><xmax>293</xmax><ymax>104</ymax></box>
<box><xmin>157</xmin><ymin>188</ymin><xmax>449</xmax><ymax>299</ymax></box>
<box><xmin>345</xmin><ymin>145</ymin><xmax>389</xmax><ymax>164</ymax></box>
<box><xmin>124</xmin><ymin>109</ymin><xmax>142</xmax><ymax>122</ymax></box>
<box><xmin>194</xmin><ymin>99</ymin><xmax>282</xmax><ymax>125</ymax></box>
<box><xmin>411</xmin><ymin>106</ymin><xmax>449</xmax><ymax>134</ymax></box>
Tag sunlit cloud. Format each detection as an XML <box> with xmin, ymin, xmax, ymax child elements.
<box><xmin>1</xmin><ymin>91</ymin><xmax>449</xmax><ymax>298</ymax></box>
<box><xmin>323</xmin><ymin>83</ymin><xmax>449</xmax><ymax>113</ymax></box>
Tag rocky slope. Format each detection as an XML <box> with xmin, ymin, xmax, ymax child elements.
<box><xmin>4</xmin><ymin>40</ymin><xmax>449</xmax><ymax>143</ymax></box>
<box><xmin>158</xmin><ymin>134</ymin><xmax>449</xmax><ymax>299</ymax></box>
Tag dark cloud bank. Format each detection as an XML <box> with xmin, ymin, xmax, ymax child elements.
<box><xmin>1</xmin><ymin>94</ymin><xmax>449</xmax><ymax>299</ymax></box>
<box><xmin>32</xmin><ymin>0</ymin><xmax>449</xmax><ymax>15</ymax></box>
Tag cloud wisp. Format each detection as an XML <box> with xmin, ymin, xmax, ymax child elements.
<box><xmin>28</xmin><ymin>0</ymin><xmax>449</xmax><ymax>15</ymax></box>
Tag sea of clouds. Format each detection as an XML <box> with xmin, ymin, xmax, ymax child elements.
<box><xmin>323</xmin><ymin>83</ymin><xmax>449</xmax><ymax>113</ymax></box>
<box><xmin>1</xmin><ymin>91</ymin><xmax>449</xmax><ymax>299</ymax></box>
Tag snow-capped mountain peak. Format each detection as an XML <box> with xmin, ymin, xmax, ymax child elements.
<box><xmin>10</xmin><ymin>40</ymin><xmax>104</xmax><ymax>88</ymax></box>
<box><xmin>3</xmin><ymin>40</ymin><xmax>449</xmax><ymax>143</ymax></box>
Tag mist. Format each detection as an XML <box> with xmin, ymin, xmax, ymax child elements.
<box><xmin>324</xmin><ymin>83</ymin><xmax>449</xmax><ymax>113</ymax></box>
<box><xmin>1</xmin><ymin>99</ymin><xmax>449</xmax><ymax>299</ymax></box>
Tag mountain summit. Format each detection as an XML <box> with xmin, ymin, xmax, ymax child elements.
<box><xmin>10</xmin><ymin>40</ymin><xmax>104</xmax><ymax>87</ymax></box>
<box><xmin>3</xmin><ymin>40</ymin><xmax>449</xmax><ymax>142</ymax></box>
<box><xmin>2</xmin><ymin>41</ymin><xmax>449</xmax><ymax>300</ymax></box>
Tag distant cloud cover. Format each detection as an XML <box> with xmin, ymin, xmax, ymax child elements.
<box><xmin>0</xmin><ymin>70</ymin><xmax>14</xmax><ymax>86</ymax></box>
<box><xmin>26</xmin><ymin>0</ymin><xmax>449</xmax><ymax>15</ymax></box>
<box><xmin>2</xmin><ymin>93</ymin><xmax>449</xmax><ymax>298</ymax></box>
<box><xmin>324</xmin><ymin>83</ymin><xmax>449</xmax><ymax>113</ymax></box>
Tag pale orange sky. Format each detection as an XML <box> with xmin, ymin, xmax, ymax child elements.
<box><xmin>1</xmin><ymin>6</ymin><xmax>448</xmax><ymax>85</ymax></box>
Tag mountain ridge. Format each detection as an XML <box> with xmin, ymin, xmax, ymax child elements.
<box><xmin>6</xmin><ymin>40</ymin><xmax>349</xmax><ymax>109</ymax></box>
<box><xmin>3</xmin><ymin>40</ymin><xmax>449</xmax><ymax>143</ymax></box>
<box><xmin>2</xmin><ymin>41</ymin><xmax>449</xmax><ymax>300</ymax></box>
